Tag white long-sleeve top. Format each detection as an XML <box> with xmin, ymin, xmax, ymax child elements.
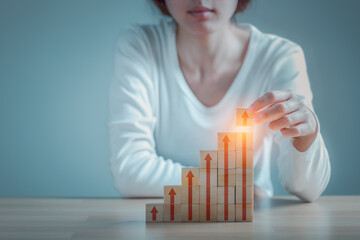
<box><xmin>108</xmin><ymin>18</ymin><xmax>331</xmax><ymax>202</ymax></box>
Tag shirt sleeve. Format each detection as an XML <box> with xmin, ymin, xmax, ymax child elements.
<box><xmin>268</xmin><ymin>42</ymin><xmax>331</xmax><ymax>202</ymax></box>
<box><xmin>107</xmin><ymin>25</ymin><xmax>182</xmax><ymax>197</ymax></box>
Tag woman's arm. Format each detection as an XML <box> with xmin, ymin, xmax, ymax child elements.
<box><xmin>249</xmin><ymin>44</ymin><xmax>331</xmax><ymax>202</ymax></box>
<box><xmin>108</xmin><ymin>26</ymin><xmax>182</xmax><ymax>197</ymax></box>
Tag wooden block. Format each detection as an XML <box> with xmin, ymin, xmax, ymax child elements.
<box><xmin>236</xmin><ymin>186</ymin><xmax>253</xmax><ymax>203</ymax></box>
<box><xmin>199</xmin><ymin>204</ymin><xmax>217</xmax><ymax>222</ymax></box>
<box><xmin>146</xmin><ymin>203</ymin><xmax>163</xmax><ymax>222</ymax></box>
<box><xmin>217</xmin><ymin>186</ymin><xmax>235</xmax><ymax>204</ymax></box>
<box><xmin>200</xmin><ymin>186</ymin><xmax>217</xmax><ymax>204</ymax></box>
<box><xmin>236</xmin><ymin>108</ymin><xmax>253</xmax><ymax>127</ymax></box>
<box><xmin>235</xmin><ymin>131</ymin><xmax>253</xmax><ymax>152</ymax></box>
<box><xmin>235</xmin><ymin>203</ymin><xmax>253</xmax><ymax>222</ymax></box>
<box><xmin>235</xmin><ymin>168</ymin><xmax>253</xmax><ymax>186</ymax></box>
<box><xmin>199</xmin><ymin>150</ymin><xmax>217</xmax><ymax>169</ymax></box>
<box><xmin>199</xmin><ymin>168</ymin><xmax>217</xmax><ymax>186</ymax></box>
<box><xmin>164</xmin><ymin>186</ymin><xmax>182</xmax><ymax>204</ymax></box>
<box><xmin>181</xmin><ymin>186</ymin><xmax>200</xmax><ymax>204</ymax></box>
<box><xmin>218</xmin><ymin>150</ymin><xmax>236</xmax><ymax>169</ymax></box>
<box><xmin>217</xmin><ymin>204</ymin><xmax>235</xmax><ymax>222</ymax></box>
<box><xmin>235</xmin><ymin>150</ymin><xmax>253</xmax><ymax>169</ymax></box>
<box><xmin>217</xmin><ymin>132</ymin><xmax>236</xmax><ymax>151</ymax></box>
<box><xmin>163</xmin><ymin>204</ymin><xmax>182</xmax><ymax>222</ymax></box>
<box><xmin>181</xmin><ymin>168</ymin><xmax>199</xmax><ymax>186</ymax></box>
<box><xmin>181</xmin><ymin>204</ymin><xmax>200</xmax><ymax>222</ymax></box>
<box><xmin>218</xmin><ymin>168</ymin><xmax>236</xmax><ymax>186</ymax></box>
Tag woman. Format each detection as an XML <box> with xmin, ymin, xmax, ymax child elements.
<box><xmin>108</xmin><ymin>0</ymin><xmax>330</xmax><ymax>201</ymax></box>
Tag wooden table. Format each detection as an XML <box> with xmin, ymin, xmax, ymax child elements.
<box><xmin>0</xmin><ymin>196</ymin><xmax>359</xmax><ymax>240</ymax></box>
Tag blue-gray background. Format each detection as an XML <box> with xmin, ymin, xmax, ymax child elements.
<box><xmin>1</xmin><ymin>0</ymin><xmax>359</xmax><ymax>197</ymax></box>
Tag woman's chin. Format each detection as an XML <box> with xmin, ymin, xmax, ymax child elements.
<box><xmin>186</xmin><ymin>24</ymin><xmax>217</xmax><ymax>36</ymax></box>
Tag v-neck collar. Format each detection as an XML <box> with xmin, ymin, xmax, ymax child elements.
<box><xmin>169</xmin><ymin>20</ymin><xmax>257</xmax><ymax>114</ymax></box>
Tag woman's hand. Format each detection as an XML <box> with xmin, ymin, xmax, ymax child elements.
<box><xmin>248</xmin><ymin>90</ymin><xmax>318</xmax><ymax>152</ymax></box>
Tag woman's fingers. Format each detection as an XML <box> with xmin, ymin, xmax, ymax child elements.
<box><xmin>280</xmin><ymin>123</ymin><xmax>313</xmax><ymax>138</ymax></box>
<box><xmin>269</xmin><ymin>108</ymin><xmax>306</xmax><ymax>130</ymax></box>
<box><xmin>249</xmin><ymin>90</ymin><xmax>318</xmax><ymax>139</ymax></box>
<box><xmin>252</xmin><ymin>97</ymin><xmax>301</xmax><ymax>125</ymax></box>
<box><xmin>248</xmin><ymin>90</ymin><xmax>292</xmax><ymax>114</ymax></box>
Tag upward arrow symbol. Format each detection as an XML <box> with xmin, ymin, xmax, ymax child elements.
<box><xmin>204</xmin><ymin>153</ymin><xmax>212</xmax><ymax>220</ymax></box>
<box><xmin>242</xmin><ymin>111</ymin><xmax>249</xmax><ymax>126</ymax></box>
<box><xmin>242</xmin><ymin>132</ymin><xmax>247</xmax><ymax>221</ymax></box>
<box><xmin>204</xmin><ymin>154</ymin><xmax>212</xmax><ymax>187</ymax></box>
<box><xmin>168</xmin><ymin>188</ymin><xmax>176</xmax><ymax>221</ymax></box>
<box><xmin>186</xmin><ymin>170</ymin><xmax>194</xmax><ymax>186</ymax></box>
<box><xmin>186</xmin><ymin>170</ymin><xmax>194</xmax><ymax>220</ymax></box>
<box><xmin>223</xmin><ymin>135</ymin><xmax>230</xmax><ymax>169</ymax></box>
<box><xmin>150</xmin><ymin>206</ymin><xmax>158</xmax><ymax>221</ymax></box>
<box><xmin>223</xmin><ymin>135</ymin><xmax>230</xmax><ymax>220</ymax></box>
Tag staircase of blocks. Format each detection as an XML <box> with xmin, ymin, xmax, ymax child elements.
<box><xmin>146</xmin><ymin>108</ymin><xmax>253</xmax><ymax>222</ymax></box>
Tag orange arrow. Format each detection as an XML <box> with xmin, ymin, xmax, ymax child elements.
<box><xmin>204</xmin><ymin>153</ymin><xmax>212</xmax><ymax>220</ymax></box>
<box><xmin>223</xmin><ymin>135</ymin><xmax>230</xmax><ymax>220</ymax></box>
<box><xmin>242</xmin><ymin>111</ymin><xmax>249</xmax><ymax>126</ymax></box>
<box><xmin>168</xmin><ymin>188</ymin><xmax>176</xmax><ymax>221</ymax></box>
<box><xmin>151</xmin><ymin>206</ymin><xmax>158</xmax><ymax>221</ymax></box>
<box><xmin>186</xmin><ymin>170</ymin><xmax>194</xmax><ymax>220</ymax></box>
<box><xmin>242</xmin><ymin>132</ymin><xmax>247</xmax><ymax>220</ymax></box>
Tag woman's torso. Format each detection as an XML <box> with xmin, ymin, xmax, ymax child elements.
<box><xmin>135</xmin><ymin>18</ymin><xmax>299</xmax><ymax>196</ymax></box>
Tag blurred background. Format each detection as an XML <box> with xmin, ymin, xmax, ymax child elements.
<box><xmin>0</xmin><ymin>0</ymin><xmax>359</xmax><ymax>197</ymax></box>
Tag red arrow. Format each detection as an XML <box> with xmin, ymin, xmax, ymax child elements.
<box><xmin>186</xmin><ymin>170</ymin><xmax>194</xmax><ymax>220</ymax></box>
<box><xmin>242</xmin><ymin>111</ymin><xmax>249</xmax><ymax>126</ymax></box>
<box><xmin>204</xmin><ymin>154</ymin><xmax>212</xmax><ymax>220</ymax></box>
<box><xmin>151</xmin><ymin>206</ymin><xmax>158</xmax><ymax>221</ymax></box>
<box><xmin>223</xmin><ymin>135</ymin><xmax>230</xmax><ymax>220</ymax></box>
<box><xmin>168</xmin><ymin>188</ymin><xmax>176</xmax><ymax>221</ymax></box>
<box><xmin>242</xmin><ymin>132</ymin><xmax>247</xmax><ymax>220</ymax></box>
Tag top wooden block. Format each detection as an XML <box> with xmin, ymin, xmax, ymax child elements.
<box><xmin>236</xmin><ymin>108</ymin><xmax>253</xmax><ymax>127</ymax></box>
<box><xmin>200</xmin><ymin>150</ymin><xmax>217</xmax><ymax>169</ymax></box>
<box><xmin>217</xmin><ymin>132</ymin><xmax>235</xmax><ymax>151</ymax></box>
<box><xmin>164</xmin><ymin>185</ymin><xmax>182</xmax><ymax>204</ymax></box>
<box><xmin>181</xmin><ymin>168</ymin><xmax>199</xmax><ymax>186</ymax></box>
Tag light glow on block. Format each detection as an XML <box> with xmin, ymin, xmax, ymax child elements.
<box><xmin>235</xmin><ymin>126</ymin><xmax>253</xmax><ymax>132</ymax></box>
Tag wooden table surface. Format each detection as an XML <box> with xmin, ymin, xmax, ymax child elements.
<box><xmin>0</xmin><ymin>196</ymin><xmax>359</xmax><ymax>240</ymax></box>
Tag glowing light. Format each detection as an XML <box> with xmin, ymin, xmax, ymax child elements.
<box><xmin>235</xmin><ymin>126</ymin><xmax>253</xmax><ymax>132</ymax></box>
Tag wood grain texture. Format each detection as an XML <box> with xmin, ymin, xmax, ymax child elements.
<box><xmin>218</xmin><ymin>150</ymin><xmax>236</xmax><ymax>169</ymax></box>
<box><xmin>235</xmin><ymin>168</ymin><xmax>253</xmax><ymax>186</ymax></box>
<box><xmin>236</xmin><ymin>108</ymin><xmax>253</xmax><ymax>127</ymax></box>
<box><xmin>217</xmin><ymin>204</ymin><xmax>235</xmax><ymax>222</ymax></box>
<box><xmin>218</xmin><ymin>168</ymin><xmax>236</xmax><ymax>186</ymax></box>
<box><xmin>200</xmin><ymin>186</ymin><xmax>217</xmax><ymax>204</ymax></box>
<box><xmin>181</xmin><ymin>168</ymin><xmax>199</xmax><ymax>186</ymax></box>
<box><xmin>217</xmin><ymin>132</ymin><xmax>236</xmax><ymax>151</ymax></box>
<box><xmin>199</xmin><ymin>204</ymin><xmax>218</xmax><ymax>222</ymax></box>
<box><xmin>163</xmin><ymin>204</ymin><xmax>182</xmax><ymax>222</ymax></box>
<box><xmin>199</xmin><ymin>168</ymin><xmax>217</xmax><ymax>186</ymax></box>
<box><xmin>181</xmin><ymin>186</ymin><xmax>200</xmax><ymax>204</ymax></box>
<box><xmin>1</xmin><ymin>196</ymin><xmax>359</xmax><ymax>240</ymax></box>
<box><xmin>235</xmin><ymin>131</ymin><xmax>253</xmax><ymax>151</ymax></box>
<box><xmin>181</xmin><ymin>204</ymin><xmax>200</xmax><ymax>222</ymax></box>
<box><xmin>163</xmin><ymin>186</ymin><xmax>182</xmax><ymax>204</ymax></box>
<box><xmin>235</xmin><ymin>203</ymin><xmax>253</xmax><ymax>222</ymax></box>
<box><xmin>199</xmin><ymin>150</ymin><xmax>218</xmax><ymax>169</ymax></box>
<box><xmin>217</xmin><ymin>187</ymin><xmax>236</xmax><ymax>204</ymax></box>
<box><xmin>235</xmin><ymin>186</ymin><xmax>253</xmax><ymax>203</ymax></box>
<box><xmin>146</xmin><ymin>203</ymin><xmax>163</xmax><ymax>222</ymax></box>
<box><xmin>235</xmin><ymin>150</ymin><xmax>253</xmax><ymax>169</ymax></box>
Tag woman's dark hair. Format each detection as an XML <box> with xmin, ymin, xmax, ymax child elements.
<box><xmin>152</xmin><ymin>0</ymin><xmax>251</xmax><ymax>16</ymax></box>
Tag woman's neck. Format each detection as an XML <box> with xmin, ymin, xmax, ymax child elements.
<box><xmin>176</xmin><ymin>21</ymin><xmax>245</xmax><ymax>79</ymax></box>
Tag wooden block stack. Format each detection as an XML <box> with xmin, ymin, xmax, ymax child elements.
<box><xmin>146</xmin><ymin>108</ymin><xmax>254</xmax><ymax>223</ymax></box>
